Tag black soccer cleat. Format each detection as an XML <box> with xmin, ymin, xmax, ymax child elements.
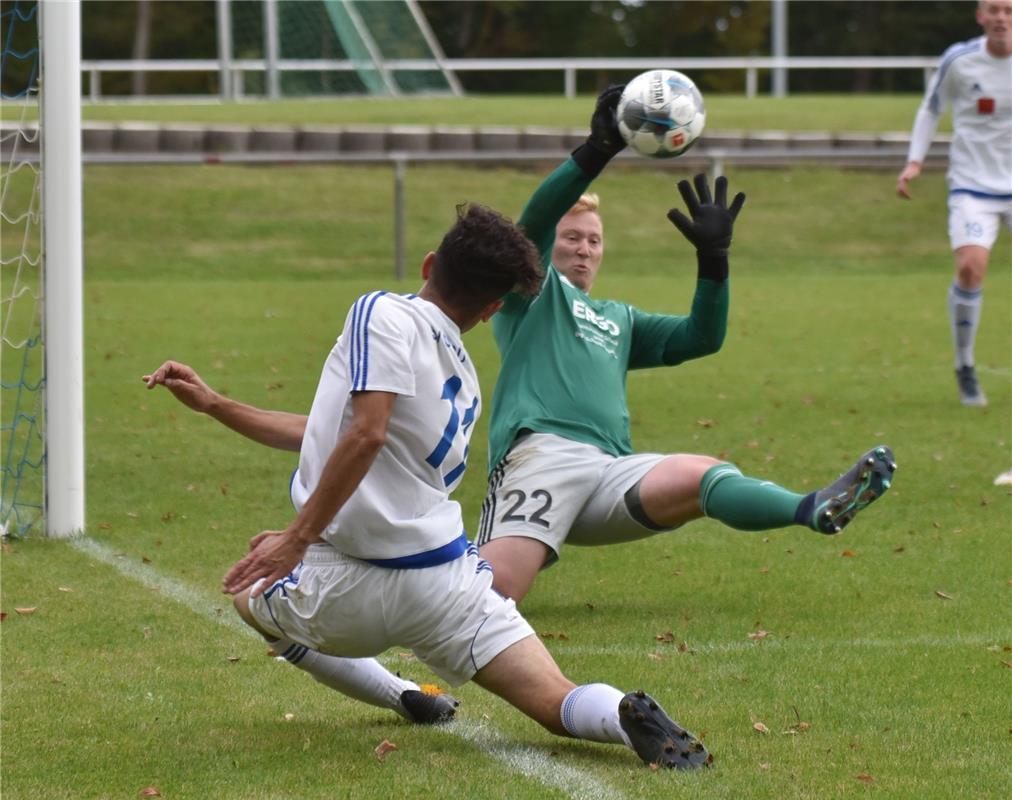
<box><xmin>618</xmin><ymin>690</ymin><xmax>712</xmax><ymax>770</ymax></box>
<box><xmin>400</xmin><ymin>688</ymin><xmax>459</xmax><ymax>725</ymax></box>
<box><xmin>811</xmin><ymin>445</ymin><xmax>896</xmax><ymax>534</ymax></box>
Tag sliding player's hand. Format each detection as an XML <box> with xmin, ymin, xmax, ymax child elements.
<box><xmin>142</xmin><ymin>360</ymin><xmax>216</xmax><ymax>414</ymax></box>
<box><xmin>666</xmin><ymin>174</ymin><xmax>745</xmax><ymax>255</ymax></box>
<box><xmin>222</xmin><ymin>529</ymin><xmax>308</xmax><ymax>597</ymax></box>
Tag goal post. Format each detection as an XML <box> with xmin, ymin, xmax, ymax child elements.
<box><xmin>40</xmin><ymin>0</ymin><xmax>84</xmax><ymax>538</ymax></box>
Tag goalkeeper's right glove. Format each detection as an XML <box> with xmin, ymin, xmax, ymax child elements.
<box><xmin>571</xmin><ymin>84</ymin><xmax>626</xmax><ymax>179</ymax></box>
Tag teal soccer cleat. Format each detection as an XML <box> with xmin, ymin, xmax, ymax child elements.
<box><xmin>812</xmin><ymin>446</ymin><xmax>896</xmax><ymax>534</ymax></box>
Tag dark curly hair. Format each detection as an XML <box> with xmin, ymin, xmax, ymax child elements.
<box><xmin>430</xmin><ymin>203</ymin><xmax>543</xmax><ymax>316</ymax></box>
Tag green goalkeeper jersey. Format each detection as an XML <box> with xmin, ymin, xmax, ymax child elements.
<box><xmin>487</xmin><ymin>157</ymin><xmax>729</xmax><ymax>470</ymax></box>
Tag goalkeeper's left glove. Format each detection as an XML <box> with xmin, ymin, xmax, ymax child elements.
<box><xmin>571</xmin><ymin>84</ymin><xmax>626</xmax><ymax>179</ymax></box>
<box><xmin>666</xmin><ymin>173</ymin><xmax>746</xmax><ymax>282</ymax></box>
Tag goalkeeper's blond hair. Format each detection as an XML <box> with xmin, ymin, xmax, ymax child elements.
<box><xmin>570</xmin><ymin>193</ymin><xmax>600</xmax><ymax>215</ymax></box>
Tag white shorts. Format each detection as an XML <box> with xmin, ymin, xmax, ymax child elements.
<box><xmin>476</xmin><ymin>432</ymin><xmax>672</xmax><ymax>565</ymax></box>
<box><xmin>947</xmin><ymin>192</ymin><xmax>1012</xmax><ymax>251</ymax></box>
<box><xmin>248</xmin><ymin>542</ymin><xmax>534</xmax><ymax>687</ymax></box>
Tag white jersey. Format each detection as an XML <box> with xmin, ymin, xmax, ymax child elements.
<box><xmin>908</xmin><ymin>36</ymin><xmax>1012</xmax><ymax>197</ymax></box>
<box><xmin>291</xmin><ymin>291</ymin><xmax>480</xmax><ymax>563</ymax></box>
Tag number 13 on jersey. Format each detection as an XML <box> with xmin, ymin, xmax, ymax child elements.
<box><xmin>426</xmin><ymin>375</ymin><xmax>478</xmax><ymax>487</ymax></box>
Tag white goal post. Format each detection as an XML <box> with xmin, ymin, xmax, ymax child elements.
<box><xmin>41</xmin><ymin>0</ymin><xmax>84</xmax><ymax>538</ymax></box>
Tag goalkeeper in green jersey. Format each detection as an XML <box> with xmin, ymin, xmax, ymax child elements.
<box><xmin>475</xmin><ymin>87</ymin><xmax>897</xmax><ymax>602</ymax></box>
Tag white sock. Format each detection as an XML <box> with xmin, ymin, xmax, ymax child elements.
<box><xmin>948</xmin><ymin>282</ymin><xmax>982</xmax><ymax>368</ymax></box>
<box><xmin>271</xmin><ymin>637</ymin><xmax>417</xmax><ymax>720</ymax></box>
<box><xmin>560</xmin><ymin>683</ymin><xmax>632</xmax><ymax>746</ymax></box>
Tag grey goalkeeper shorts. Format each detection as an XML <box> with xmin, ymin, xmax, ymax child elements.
<box><xmin>476</xmin><ymin>432</ymin><xmax>676</xmax><ymax>565</ymax></box>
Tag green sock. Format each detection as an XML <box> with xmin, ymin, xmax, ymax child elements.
<box><xmin>699</xmin><ymin>463</ymin><xmax>805</xmax><ymax>531</ymax></box>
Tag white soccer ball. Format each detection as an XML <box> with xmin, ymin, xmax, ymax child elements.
<box><xmin>617</xmin><ymin>69</ymin><xmax>706</xmax><ymax>159</ymax></box>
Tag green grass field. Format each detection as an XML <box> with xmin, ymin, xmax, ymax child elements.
<box><xmin>2</xmin><ymin>152</ymin><xmax>1009</xmax><ymax>800</ymax></box>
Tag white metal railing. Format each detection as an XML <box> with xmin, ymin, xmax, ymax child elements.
<box><xmin>79</xmin><ymin>56</ymin><xmax>939</xmax><ymax>102</ymax></box>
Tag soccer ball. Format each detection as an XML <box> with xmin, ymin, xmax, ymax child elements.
<box><xmin>616</xmin><ymin>69</ymin><xmax>706</xmax><ymax>159</ymax></box>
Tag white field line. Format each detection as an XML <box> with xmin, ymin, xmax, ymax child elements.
<box><xmin>437</xmin><ymin>720</ymin><xmax>627</xmax><ymax>800</ymax></box>
<box><xmin>68</xmin><ymin>537</ymin><xmax>627</xmax><ymax>800</ymax></box>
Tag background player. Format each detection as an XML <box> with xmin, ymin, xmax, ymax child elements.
<box><xmin>476</xmin><ymin>88</ymin><xmax>897</xmax><ymax>602</ymax></box>
<box><xmin>896</xmin><ymin>0</ymin><xmax>1012</xmax><ymax>406</ymax></box>
<box><xmin>146</xmin><ymin>203</ymin><xmax>712</xmax><ymax>770</ymax></box>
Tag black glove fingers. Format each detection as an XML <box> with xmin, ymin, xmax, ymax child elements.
<box><xmin>666</xmin><ymin>208</ymin><xmax>693</xmax><ymax>237</ymax></box>
<box><xmin>676</xmin><ymin>179</ymin><xmax>700</xmax><ymax>216</ymax></box>
<box><xmin>693</xmin><ymin>173</ymin><xmax>712</xmax><ymax>206</ymax></box>
<box><xmin>714</xmin><ymin>175</ymin><xmax>728</xmax><ymax>208</ymax></box>
<box><xmin>728</xmin><ymin>192</ymin><xmax>746</xmax><ymax>221</ymax></box>
<box><xmin>597</xmin><ymin>84</ymin><xmax>625</xmax><ymax>114</ymax></box>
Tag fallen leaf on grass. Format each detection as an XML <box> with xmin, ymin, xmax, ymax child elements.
<box><xmin>226</xmin><ymin>656</ymin><xmax>241</xmax><ymax>663</ymax></box>
<box><xmin>655</xmin><ymin>631</ymin><xmax>675</xmax><ymax>644</ymax></box>
<box><xmin>753</xmin><ymin>722</ymin><xmax>770</xmax><ymax>735</ymax></box>
<box><xmin>841</xmin><ymin>550</ymin><xmax>857</xmax><ymax>558</ymax></box>
<box><xmin>283</xmin><ymin>713</ymin><xmax>295</xmax><ymax>721</ymax></box>
<box><xmin>647</xmin><ymin>652</ymin><xmax>663</xmax><ymax>662</ymax></box>
<box><xmin>1000</xmin><ymin>661</ymin><xmax>1012</xmax><ymax>669</ymax></box>
<box><xmin>856</xmin><ymin>773</ymin><xmax>875</xmax><ymax>784</ymax></box>
<box><xmin>935</xmin><ymin>590</ymin><xmax>954</xmax><ymax>600</ymax></box>
<box><xmin>138</xmin><ymin>788</ymin><xmax>162</xmax><ymax>797</ymax></box>
<box><xmin>748</xmin><ymin>630</ymin><xmax>771</xmax><ymax>643</ymax></box>
<box><xmin>58</xmin><ymin>586</ymin><xmax>73</xmax><ymax>592</ymax></box>
<box><xmin>0</xmin><ymin>612</ymin><xmax>6</xmax><ymax>622</ymax></box>
<box><xmin>759</xmin><ymin>762</ymin><xmax>771</xmax><ymax>771</ymax></box>
<box><xmin>374</xmin><ymin>739</ymin><xmax>398</xmax><ymax>761</ymax></box>
<box><xmin>14</xmin><ymin>607</ymin><xmax>37</xmax><ymax>615</ymax></box>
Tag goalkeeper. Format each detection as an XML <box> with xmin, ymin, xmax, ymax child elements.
<box><xmin>476</xmin><ymin>86</ymin><xmax>897</xmax><ymax>602</ymax></box>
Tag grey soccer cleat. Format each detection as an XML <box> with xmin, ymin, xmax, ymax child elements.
<box><xmin>812</xmin><ymin>445</ymin><xmax>896</xmax><ymax>534</ymax></box>
<box><xmin>400</xmin><ymin>688</ymin><xmax>459</xmax><ymax>725</ymax></box>
<box><xmin>619</xmin><ymin>690</ymin><xmax>712</xmax><ymax>769</ymax></box>
<box><xmin>956</xmin><ymin>365</ymin><xmax>987</xmax><ymax>407</ymax></box>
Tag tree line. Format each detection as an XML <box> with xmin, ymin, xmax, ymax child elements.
<box><xmin>1</xmin><ymin>1</ymin><xmax>983</xmax><ymax>98</ymax></box>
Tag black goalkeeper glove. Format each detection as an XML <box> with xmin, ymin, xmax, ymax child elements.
<box><xmin>571</xmin><ymin>84</ymin><xmax>627</xmax><ymax>179</ymax></box>
<box><xmin>666</xmin><ymin>173</ymin><xmax>746</xmax><ymax>282</ymax></box>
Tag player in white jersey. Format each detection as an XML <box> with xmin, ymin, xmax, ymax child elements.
<box><xmin>144</xmin><ymin>204</ymin><xmax>713</xmax><ymax>769</ymax></box>
<box><xmin>897</xmin><ymin>0</ymin><xmax>1012</xmax><ymax>406</ymax></box>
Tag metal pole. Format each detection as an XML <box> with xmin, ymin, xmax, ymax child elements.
<box><xmin>40</xmin><ymin>0</ymin><xmax>85</xmax><ymax>538</ymax></box>
<box><xmin>565</xmin><ymin>67</ymin><xmax>576</xmax><ymax>100</ymax></box>
<box><xmin>264</xmin><ymin>0</ymin><xmax>281</xmax><ymax>99</ymax></box>
<box><xmin>772</xmin><ymin>0</ymin><xmax>788</xmax><ymax>97</ymax></box>
<box><xmin>394</xmin><ymin>158</ymin><xmax>406</xmax><ymax>280</ymax></box>
<box><xmin>216</xmin><ymin>0</ymin><xmax>232</xmax><ymax>100</ymax></box>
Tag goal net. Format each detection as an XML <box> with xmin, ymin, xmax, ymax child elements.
<box><xmin>1</xmin><ymin>1</ymin><xmax>43</xmax><ymax>537</ymax></box>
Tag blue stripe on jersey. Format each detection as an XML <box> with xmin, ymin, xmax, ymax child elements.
<box><xmin>950</xmin><ymin>188</ymin><xmax>1012</xmax><ymax>201</ymax></box>
<box><xmin>929</xmin><ymin>40</ymin><xmax>981</xmax><ymax>114</ymax></box>
<box><xmin>353</xmin><ymin>291</ymin><xmax>386</xmax><ymax>390</ymax></box>
<box><xmin>350</xmin><ymin>293</ymin><xmax>365</xmax><ymax>387</ymax></box>
<box><xmin>364</xmin><ymin>531</ymin><xmax>468</xmax><ymax>569</ymax></box>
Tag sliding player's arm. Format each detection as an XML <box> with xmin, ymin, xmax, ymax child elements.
<box><xmin>143</xmin><ymin>359</ymin><xmax>306</xmax><ymax>451</ymax></box>
<box><xmin>222</xmin><ymin>390</ymin><xmax>395</xmax><ymax>596</ymax></box>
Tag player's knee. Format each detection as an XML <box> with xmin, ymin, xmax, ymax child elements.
<box><xmin>955</xmin><ymin>249</ymin><xmax>988</xmax><ymax>287</ymax></box>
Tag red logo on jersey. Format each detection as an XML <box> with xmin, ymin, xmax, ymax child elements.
<box><xmin>977</xmin><ymin>97</ymin><xmax>995</xmax><ymax>114</ymax></box>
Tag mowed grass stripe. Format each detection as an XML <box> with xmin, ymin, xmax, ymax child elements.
<box><xmin>67</xmin><ymin>536</ymin><xmax>629</xmax><ymax>800</ymax></box>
